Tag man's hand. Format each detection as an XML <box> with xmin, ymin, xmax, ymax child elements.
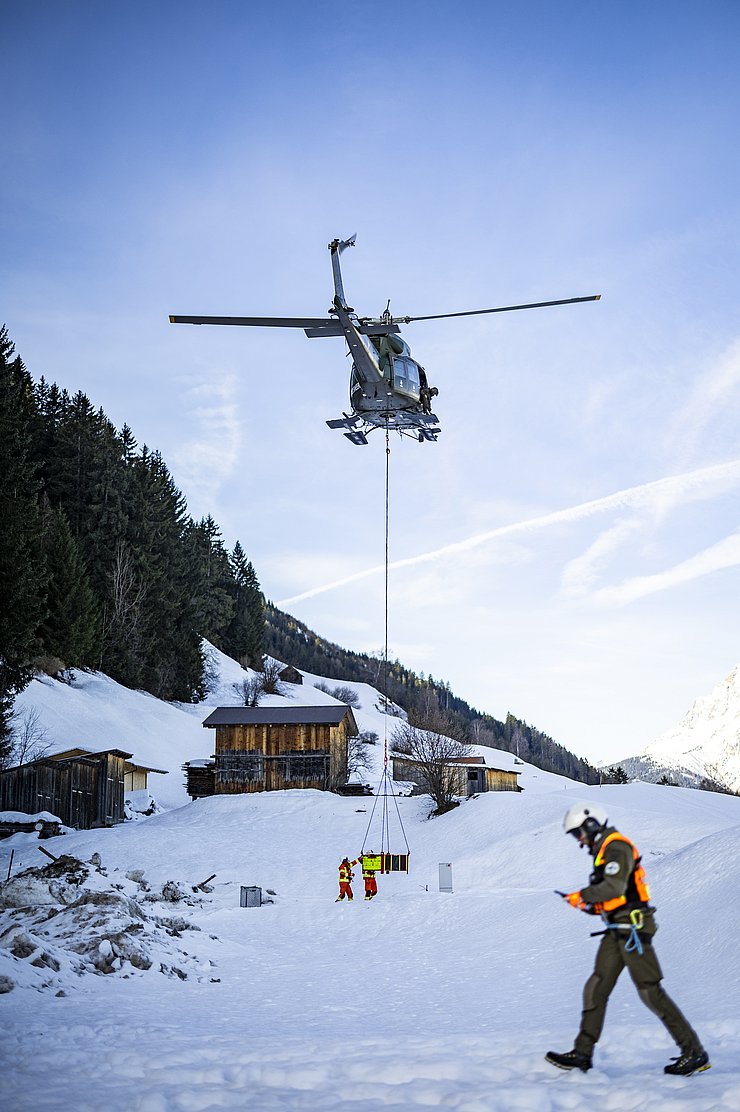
<box><xmin>557</xmin><ymin>890</ymin><xmax>596</xmax><ymax>913</ymax></box>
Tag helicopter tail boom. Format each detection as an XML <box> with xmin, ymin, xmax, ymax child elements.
<box><xmin>328</xmin><ymin>235</ymin><xmax>356</xmax><ymax>309</ymax></box>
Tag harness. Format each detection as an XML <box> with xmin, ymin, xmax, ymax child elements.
<box><xmin>590</xmin><ymin>907</ymin><xmax>649</xmax><ymax>954</ymax></box>
<box><xmin>591</xmin><ymin>832</ymin><xmax>651</xmax><ymax>913</ymax></box>
<box><xmin>589</xmin><ymin>833</ymin><xmax>652</xmax><ymax>954</ymax></box>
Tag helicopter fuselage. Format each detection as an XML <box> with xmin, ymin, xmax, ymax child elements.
<box><xmin>326</xmin><ymin>295</ymin><xmax>440</xmax><ymax>443</ymax></box>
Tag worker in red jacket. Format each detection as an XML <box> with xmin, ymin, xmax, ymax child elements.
<box><xmin>335</xmin><ymin>857</ymin><xmax>358</xmax><ymax>901</ymax></box>
<box><xmin>360</xmin><ymin>853</ymin><xmax>379</xmax><ymax>900</ymax></box>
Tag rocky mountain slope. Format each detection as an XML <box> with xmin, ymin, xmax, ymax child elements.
<box><xmin>618</xmin><ymin>665</ymin><xmax>740</xmax><ymax>793</ymax></box>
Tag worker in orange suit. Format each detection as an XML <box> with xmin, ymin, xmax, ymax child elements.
<box><xmin>336</xmin><ymin>856</ymin><xmax>358</xmax><ymax>901</ymax></box>
<box><xmin>360</xmin><ymin>854</ymin><xmax>378</xmax><ymax>900</ymax></box>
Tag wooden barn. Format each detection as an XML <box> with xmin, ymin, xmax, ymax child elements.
<box><xmin>0</xmin><ymin>748</ymin><xmax>167</xmax><ymax>829</ymax></box>
<box><xmin>278</xmin><ymin>665</ymin><xmax>303</xmax><ymax>685</ymax></box>
<box><xmin>391</xmin><ymin>753</ymin><xmax>521</xmax><ymax>797</ymax></box>
<box><xmin>191</xmin><ymin>705</ymin><xmax>358</xmax><ymax>797</ymax></box>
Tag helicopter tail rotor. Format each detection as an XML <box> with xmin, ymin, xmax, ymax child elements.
<box><xmin>328</xmin><ymin>234</ymin><xmax>357</xmax><ymax>255</ymax></box>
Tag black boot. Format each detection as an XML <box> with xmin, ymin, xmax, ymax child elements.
<box><xmin>664</xmin><ymin>1050</ymin><xmax>710</xmax><ymax>1076</ymax></box>
<box><xmin>545</xmin><ymin>1049</ymin><xmax>592</xmax><ymax>1072</ymax></box>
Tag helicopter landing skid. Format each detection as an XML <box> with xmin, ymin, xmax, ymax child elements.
<box><xmin>326</xmin><ymin>414</ymin><xmax>369</xmax><ymax>445</ymax></box>
<box><xmin>326</xmin><ymin>413</ymin><xmax>440</xmax><ymax>445</ymax></box>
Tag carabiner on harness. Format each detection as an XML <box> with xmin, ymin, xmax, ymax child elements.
<box><xmin>590</xmin><ymin>907</ymin><xmax>645</xmax><ymax>955</ymax></box>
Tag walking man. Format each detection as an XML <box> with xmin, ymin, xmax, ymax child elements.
<box><xmin>546</xmin><ymin>803</ymin><xmax>710</xmax><ymax>1077</ymax></box>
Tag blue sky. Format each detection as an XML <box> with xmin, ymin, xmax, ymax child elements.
<box><xmin>4</xmin><ymin>0</ymin><xmax>740</xmax><ymax>764</ymax></box>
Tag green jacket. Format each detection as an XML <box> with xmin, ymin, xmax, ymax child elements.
<box><xmin>580</xmin><ymin>826</ymin><xmax>656</xmax><ymax>932</ymax></box>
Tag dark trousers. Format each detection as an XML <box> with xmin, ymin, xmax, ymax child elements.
<box><xmin>574</xmin><ymin>931</ymin><xmax>703</xmax><ymax>1056</ymax></box>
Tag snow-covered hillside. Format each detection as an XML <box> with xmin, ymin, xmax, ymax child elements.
<box><xmin>618</xmin><ymin>665</ymin><xmax>740</xmax><ymax>793</ymax></box>
<box><xmin>10</xmin><ymin>641</ymin><xmax>578</xmax><ymax>809</ymax></box>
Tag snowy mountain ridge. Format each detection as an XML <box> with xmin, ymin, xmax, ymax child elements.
<box><xmin>618</xmin><ymin>664</ymin><xmax>740</xmax><ymax>793</ymax></box>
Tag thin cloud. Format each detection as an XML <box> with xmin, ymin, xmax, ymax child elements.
<box><xmin>592</xmin><ymin>530</ymin><xmax>740</xmax><ymax>606</ymax></box>
<box><xmin>663</xmin><ymin>338</ymin><xmax>740</xmax><ymax>495</ymax></box>
<box><xmin>276</xmin><ymin>459</ymin><xmax>740</xmax><ymax>606</ymax></box>
<box><xmin>173</xmin><ymin>372</ymin><xmax>241</xmax><ymax>505</ymax></box>
<box><xmin>560</xmin><ymin>518</ymin><xmax>643</xmax><ymax>598</ymax></box>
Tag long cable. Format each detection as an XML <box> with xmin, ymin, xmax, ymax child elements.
<box><xmin>361</xmin><ymin>421</ymin><xmax>409</xmax><ymax>861</ymax></box>
<box><xmin>384</xmin><ymin>422</ymin><xmax>390</xmax><ymax>749</ymax></box>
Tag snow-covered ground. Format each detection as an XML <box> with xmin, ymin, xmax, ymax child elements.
<box><xmin>3</xmin><ymin>650</ymin><xmax>740</xmax><ymax>1109</ymax></box>
<box><xmin>2</xmin><ymin>780</ymin><xmax>739</xmax><ymax>1110</ymax></box>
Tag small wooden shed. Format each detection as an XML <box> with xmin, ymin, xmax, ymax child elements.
<box><xmin>0</xmin><ymin>748</ymin><xmax>168</xmax><ymax>829</ymax></box>
<box><xmin>197</xmin><ymin>704</ymin><xmax>358</xmax><ymax>796</ymax></box>
<box><xmin>1</xmin><ymin>749</ymin><xmax>125</xmax><ymax>828</ymax></box>
<box><xmin>391</xmin><ymin>753</ymin><xmax>521</xmax><ymax>797</ymax></box>
<box><xmin>278</xmin><ymin>665</ymin><xmax>303</xmax><ymax>685</ymax></box>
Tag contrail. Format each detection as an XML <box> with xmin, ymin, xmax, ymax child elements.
<box><xmin>276</xmin><ymin>459</ymin><xmax>740</xmax><ymax>606</ymax></box>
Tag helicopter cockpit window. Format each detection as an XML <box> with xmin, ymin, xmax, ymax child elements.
<box><xmin>392</xmin><ymin>357</ymin><xmax>420</xmax><ymax>398</ymax></box>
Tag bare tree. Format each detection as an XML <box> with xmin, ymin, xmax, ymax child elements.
<box><xmin>391</xmin><ymin>694</ymin><xmax>471</xmax><ymax>814</ymax></box>
<box><xmin>330</xmin><ymin>684</ymin><xmax>361</xmax><ymax>709</ymax></box>
<box><xmin>100</xmin><ymin>541</ymin><xmax>146</xmax><ymax>667</ymax></box>
<box><xmin>111</xmin><ymin>542</ymin><xmax>146</xmax><ymax>635</ymax></box>
<box><xmin>313</xmin><ymin>681</ymin><xmax>361</xmax><ymax>709</ymax></box>
<box><xmin>259</xmin><ymin>658</ymin><xmax>285</xmax><ymax>695</ymax></box>
<box><xmin>3</xmin><ymin>707</ymin><xmax>51</xmax><ymax>769</ymax></box>
<box><xmin>347</xmin><ymin>730</ymin><xmax>377</xmax><ymax>779</ymax></box>
<box><xmin>234</xmin><ymin>675</ymin><xmax>264</xmax><ymax>707</ymax></box>
<box><xmin>201</xmin><ymin>644</ymin><xmax>220</xmax><ymax>698</ymax></box>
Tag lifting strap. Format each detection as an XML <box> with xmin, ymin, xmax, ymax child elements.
<box><xmin>361</xmin><ymin>422</ymin><xmax>410</xmax><ymax>871</ymax></box>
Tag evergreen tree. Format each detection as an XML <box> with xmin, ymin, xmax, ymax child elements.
<box><xmin>185</xmin><ymin>516</ymin><xmax>235</xmax><ymax>649</ymax></box>
<box><xmin>128</xmin><ymin>449</ymin><xmax>204</xmax><ymax>700</ymax></box>
<box><xmin>224</xmin><ymin>541</ymin><xmax>265</xmax><ymax>667</ymax></box>
<box><xmin>0</xmin><ymin>327</ymin><xmax>46</xmax><ymax>754</ymax></box>
<box><xmin>38</xmin><ymin>504</ymin><xmax>101</xmax><ymax>667</ymax></box>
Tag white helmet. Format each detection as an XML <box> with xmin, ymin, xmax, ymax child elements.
<box><xmin>563</xmin><ymin>803</ymin><xmax>608</xmax><ymax>841</ymax></box>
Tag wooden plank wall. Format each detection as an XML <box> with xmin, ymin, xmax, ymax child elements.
<box><xmin>0</xmin><ymin>755</ymin><xmax>127</xmax><ymax>827</ymax></box>
<box><xmin>212</xmin><ymin>718</ymin><xmax>349</xmax><ymax>794</ymax></box>
<box><xmin>484</xmin><ymin>768</ymin><xmax>520</xmax><ymax>791</ymax></box>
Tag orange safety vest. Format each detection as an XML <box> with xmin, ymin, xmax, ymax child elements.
<box><xmin>592</xmin><ymin>832</ymin><xmax>651</xmax><ymax>913</ymax></box>
<box><xmin>339</xmin><ymin>861</ymin><xmax>356</xmax><ymax>882</ymax></box>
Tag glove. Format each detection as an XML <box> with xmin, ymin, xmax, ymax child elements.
<box><xmin>563</xmin><ymin>891</ymin><xmax>593</xmax><ymax>913</ymax></box>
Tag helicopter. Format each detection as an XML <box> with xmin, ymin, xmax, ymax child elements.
<box><xmin>169</xmin><ymin>236</ymin><xmax>600</xmax><ymax>446</ymax></box>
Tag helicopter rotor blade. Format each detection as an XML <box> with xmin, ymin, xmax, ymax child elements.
<box><xmin>169</xmin><ymin>314</ymin><xmax>338</xmax><ymax>328</ymax></box>
<box><xmin>393</xmin><ymin>294</ymin><xmax>601</xmax><ymax>325</ymax></box>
